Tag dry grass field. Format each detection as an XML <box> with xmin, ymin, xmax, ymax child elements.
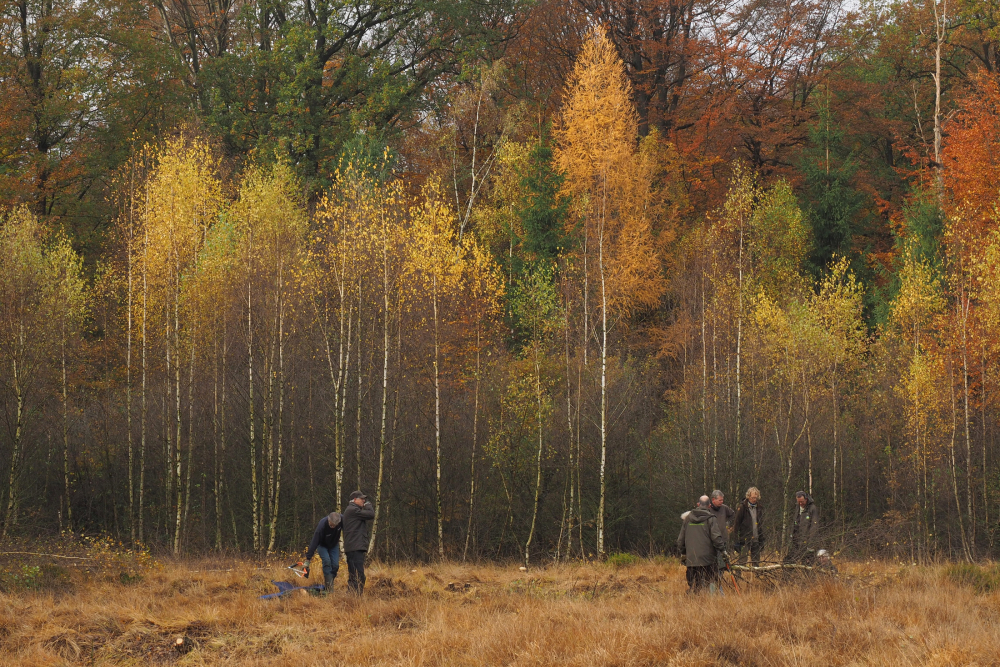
<box><xmin>1</xmin><ymin>551</ymin><xmax>999</xmax><ymax>666</ymax></box>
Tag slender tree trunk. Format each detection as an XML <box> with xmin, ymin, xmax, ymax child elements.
<box><xmin>711</xmin><ymin>303</ymin><xmax>719</xmax><ymax>496</ymax></box>
<box><xmin>433</xmin><ymin>275</ymin><xmax>444</xmax><ymax>559</ymax></box>
<box><xmin>576</xmin><ymin>356</ymin><xmax>584</xmax><ymax>556</ymax></box>
<box><xmin>127</xmin><ymin>226</ymin><xmax>134</xmax><ymax>543</ymax></box>
<box><xmin>832</xmin><ymin>369</ymin><xmax>839</xmax><ymax>518</ymax></box>
<box><xmin>982</xmin><ymin>346</ymin><xmax>989</xmax><ymax>535</ymax></box>
<box><xmin>139</xmin><ymin>224</ymin><xmax>148</xmax><ymax>545</ymax></box>
<box><xmin>525</xmin><ymin>345</ymin><xmax>545</xmax><ymax>566</ymax></box>
<box><xmin>213</xmin><ymin>324</ymin><xmax>221</xmax><ymax>549</ymax></box>
<box><xmin>563</xmin><ymin>288</ymin><xmax>575</xmax><ymax>560</ymax></box>
<box><xmin>385</xmin><ymin>305</ymin><xmax>403</xmax><ymax>557</ymax></box>
<box><xmin>173</xmin><ymin>289</ymin><xmax>183</xmax><ymax>554</ymax></box>
<box><xmin>337</xmin><ymin>308</ymin><xmax>353</xmax><ymax>512</ymax></box>
<box><xmin>267</xmin><ymin>275</ymin><xmax>285</xmax><ymax>555</ymax></box>
<box><xmin>165</xmin><ymin>311</ymin><xmax>172</xmax><ymax>534</ymax></box>
<box><xmin>597</xmin><ymin>207</ymin><xmax>608</xmax><ymax>559</ymax></box>
<box><xmin>371</xmin><ymin>235</ymin><xmax>391</xmax><ymax>559</ymax></box>
<box><xmin>804</xmin><ymin>368</ymin><xmax>812</xmax><ymax>496</ymax></box>
<box><xmin>264</xmin><ymin>295</ymin><xmax>276</xmax><ymax>544</ymax></box>
<box><xmin>182</xmin><ymin>329</ymin><xmax>195</xmax><ymax>549</ymax></box>
<box><xmin>249</xmin><ymin>271</ymin><xmax>260</xmax><ymax>552</ymax></box>
<box><xmin>222</xmin><ymin>320</ymin><xmax>230</xmax><ymax>547</ymax></box>
<box><xmin>960</xmin><ymin>295</ymin><xmax>974</xmax><ymax>553</ymax></box>
<box><xmin>62</xmin><ymin>322</ymin><xmax>72</xmax><ymax>530</ymax></box>
<box><xmin>778</xmin><ymin>358</ymin><xmax>804</xmax><ymax>550</ymax></box>
<box><xmin>463</xmin><ymin>327</ymin><xmax>480</xmax><ymax>562</ymax></box>
<box><xmin>356</xmin><ymin>281</ymin><xmax>363</xmax><ymax>491</ymax></box>
<box><xmin>948</xmin><ymin>358</ymin><xmax>971</xmax><ymax>560</ymax></box>
<box><xmin>582</xmin><ymin>213</ymin><xmax>589</xmax><ymax>367</ymax></box>
<box><xmin>4</xmin><ymin>340</ymin><xmax>25</xmax><ymax>538</ymax></box>
<box><xmin>557</xmin><ymin>469</ymin><xmax>569</xmax><ymax>561</ymax></box>
<box><xmin>701</xmin><ymin>274</ymin><xmax>708</xmax><ymax>492</ymax></box>
<box><xmin>734</xmin><ymin>215</ymin><xmax>744</xmax><ymax>493</ymax></box>
<box><xmin>932</xmin><ymin>0</ymin><xmax>947</xmax><ymax>202</ymax></box>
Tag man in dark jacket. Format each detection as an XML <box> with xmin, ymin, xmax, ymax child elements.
<box><xmin>304</xmin><ymin>511</ymin><xmax>342</xmax><ymax>591</ymax></box>
<box><xmin>677</xmin><ymin>495</ymin><xmax>728</xmax><ymax>593</ymax></box>
<box><xmin>789</xmin><ymin>491</ymin><xmax>819</xmax><ymax>563</ymax></box>
<box><xmin>709</xmin><ymin>490</ymin><xmax>735</xmax><ymax>545</ymax></box>
<box><xmin>342</xmin><ymin>490</ymin><xmax>375</xmax><ymax>595</ymax></box>
<box><xmin>733</xmin><ymin>486</ymin><xmax>763</xmax><ymax>565</ymax></box>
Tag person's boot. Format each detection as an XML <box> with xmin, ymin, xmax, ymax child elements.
<box><xmin>324</xmin><ymin>574</ymin><xmax>333</xmax><ymax>592</ymax></box>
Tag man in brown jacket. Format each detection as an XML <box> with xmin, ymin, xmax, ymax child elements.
<box><xmin>677</xmin><ymin>495</ymin><xmax>729</xmax><ymax>593</ymax></box>
<box><xmin>733</xmin><ymin>487</ymin><xmax>763</xmax><ymax>565</ymax></box>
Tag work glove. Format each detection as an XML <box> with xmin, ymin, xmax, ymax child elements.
<box><xmin>716</xmin><ymin>552</ymin><xmax>727</xmax><ymax>569</ymax></box>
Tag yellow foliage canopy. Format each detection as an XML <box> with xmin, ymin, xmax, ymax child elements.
<box><xmin>556</xmin><ymin>29</ymin><xmax>667</xmax><ymax>318</ymax></box>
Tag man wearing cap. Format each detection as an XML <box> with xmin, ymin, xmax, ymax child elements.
<box><xmin>342</xmin><ymin>490</ymin><xmax>375</xmax><ymax>595</ymax></box>
<box><xmin>304</xmin><ymin>510</ymin><xmax>343</xmax><ymax>592</ymax></box>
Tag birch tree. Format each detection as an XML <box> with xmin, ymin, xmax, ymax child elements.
<box><xmin>406</xmin><ymin>179</ymin><xmax>466</xmax><ymax>559</ymax></box>
<box><xmin>0</xmin><ymin>207</ymin><xmax>84</xmax><ymax>537</ymax></box>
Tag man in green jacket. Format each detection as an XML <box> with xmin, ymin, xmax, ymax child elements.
<box><xmin>789</xmin><ymin>491</ymin><xmax>819</xmax><ymax>563</ymax></box>
<box><xmin>677</xmin><ymin>495</ymin><xmax>728</xmax><ymax>593</ymax></box>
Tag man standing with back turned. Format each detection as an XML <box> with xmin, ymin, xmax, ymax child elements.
<box><xmin>678</xmin><ymin>495</ymin><xmax>728</xmax><ymax>593</ymax></box>
<box><xmin>342</xmin><ymin>490</ymin><xmax>375</xmax><ymax>595</ymax></box>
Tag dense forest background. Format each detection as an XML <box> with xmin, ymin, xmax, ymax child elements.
<box><xmin>3</xmin><ymin>0</ymin><xmax>1000</xmax><ymax>562</ymax></box>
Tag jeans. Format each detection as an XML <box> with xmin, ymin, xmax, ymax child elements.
<box><xmin>317</xmin><ymin>544</ymin><xmax>340</xmax><ymax>582</ymax></box>
<box><xmin>346</xmin><ymin>550</ymin><xmax>366</xmax><ymax>595</ymax></box>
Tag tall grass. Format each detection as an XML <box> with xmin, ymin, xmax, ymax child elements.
<box><xmin>0</xmin><ymin>557</ymin><xmax>997</xmax><ymax>665</ymax></box>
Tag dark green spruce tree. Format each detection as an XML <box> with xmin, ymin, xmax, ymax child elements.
<box><xmin>801</xmin><ymin>90</ymin><xmax>867</xmax><ymax>279</ymax></box>
<box><xmin>506</xmin><ymin>130</ymin><xmax>571</xmax><ymax>349</ymax></box>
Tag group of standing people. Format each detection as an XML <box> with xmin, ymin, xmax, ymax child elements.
<box><xmin>677</xmin><ymin>487</ymin><xmax>820</xmax><ymax>593</ymax></box>
<box><xmin>300</xmin><ymin>485</ymin><xmax>820</xmax><ymax>597</ymax></box>
<box><xmin>303</xmin><ymin>491</ymin><xmax>375</xmax><ymax>595</ymax></box>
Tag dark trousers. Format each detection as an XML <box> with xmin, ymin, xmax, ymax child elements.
<box><xmin>346</xmin><ymin>550</ymin><xmax>366</xmax><ymax>595</ymax></box>
<box><xmin>734</xmin><ymin>538</ymin><xmax>762</xmax><ymax>566</ymax></box>
<box><xmin>685</xmin><ymin>564</ymin><xmax>718</xmax><ymax>593</ymax></box>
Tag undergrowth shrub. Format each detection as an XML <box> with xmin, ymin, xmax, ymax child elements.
<box><xmin>606</xmin><ymin>553</ymin><xmax>640</xmax><ymax>567</ymax></box>
<box><xmin>944</xmin><ymin>562</ymin><xmax>1000</xmax><ymax>593</ymax></box>
<box><xmin>3</xmin><ymin>564</ymin><xmax>42</xmax><ymax>591</ymax></box>
<box><xmin>84</xmin><ymin>535</ymin><xmax>157</xmax><ymax>583</ymax></box>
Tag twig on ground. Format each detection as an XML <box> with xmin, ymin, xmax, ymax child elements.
<box><xmin>0</xmin><ymin>552</ymin><xmax>94</xmax><ymax>561</ymax></box>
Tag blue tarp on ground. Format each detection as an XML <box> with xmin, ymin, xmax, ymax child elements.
<box><xmin>259</xmin><ymin>580</ymin><xmax>326</xmax><ymax>599</ymax></box>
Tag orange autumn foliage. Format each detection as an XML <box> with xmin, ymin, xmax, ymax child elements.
<box><xmin>944</xmin><ymin>73</ymin><xmax>1000</xmax><ymax>222</ymax></box>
